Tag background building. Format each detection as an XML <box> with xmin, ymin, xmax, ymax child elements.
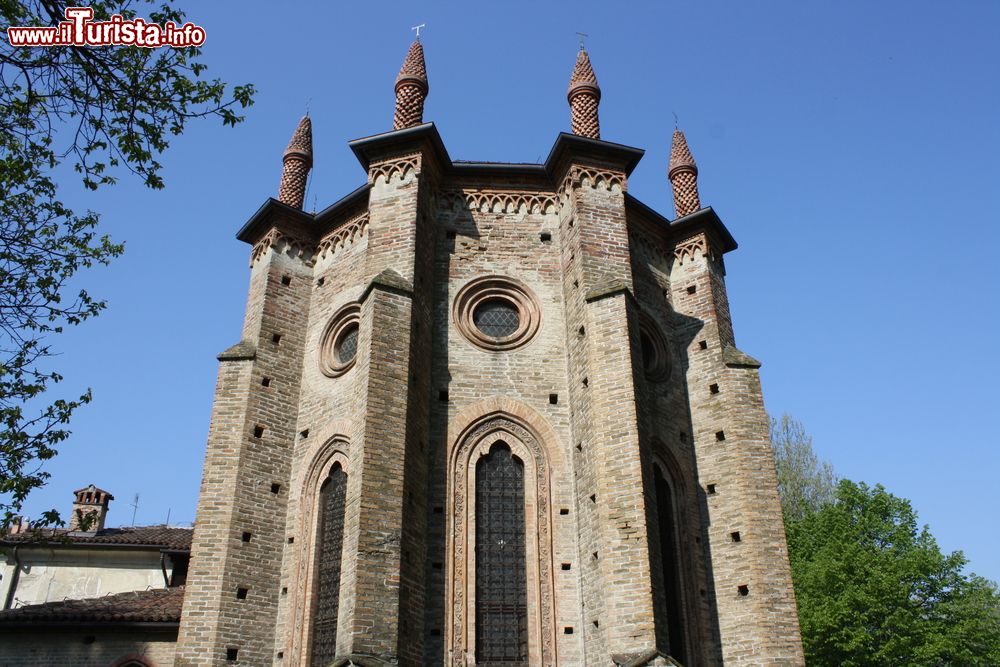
<box><xmin>0</xmin><ymin>487</ymin><xmax>191</xmax><ymax>666</ymax></box>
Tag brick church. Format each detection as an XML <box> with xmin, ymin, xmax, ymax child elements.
<box><xmin>173</xmin><ymin>40</ymin><xmax>805</xmax><ymax>666</ymax></box>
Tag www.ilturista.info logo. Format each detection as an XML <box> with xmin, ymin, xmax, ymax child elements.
<box><xmin>7</xmin><ymin>7</ymin><xmax>205</xmax><ymax>48</ymax></box>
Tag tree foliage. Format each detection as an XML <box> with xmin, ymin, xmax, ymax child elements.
<box><xmin>0</xmin><ymin>0</ymin><xmax>254</xmax><ymax>527</ymax></box>
<box><xmin>770</xmin><ymin>413</ymin><xmax>838</xmax><ymax>522</ymax></box>
<box><xmin>787</xmin><ymin>479</ymin><xmax>1000</xmax><ymax>666</ymax></box>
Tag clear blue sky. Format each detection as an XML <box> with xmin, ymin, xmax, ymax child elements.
<box><xmin>19</xmin><ymin>1</ymin><xmax>1000</xmax><ymax>583</ymax></box>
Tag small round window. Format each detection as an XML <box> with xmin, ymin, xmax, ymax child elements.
<box><xmin>473</xmin><ymin>299</ymin><xmax>520</xmax><ymax>338</ymax></box>
<box><xmin>453</xmin><ymin>276</ymin><xmax>541</xmax><ymax>351</ymax></box>
<box><xmin>335</xmin><ymin>324</ymin><xmax>359</xmax><ymax>365</ymax></box>
<box><xmin>320</xmin><ymin>303</ymin><xmax>361</xmax><ymax>377</ymax></box>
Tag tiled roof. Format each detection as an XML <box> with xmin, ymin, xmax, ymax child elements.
<box><xmin>2</xmin><ymin>525</ymin><xmax>192</xmax><ymax>550</ymax></box>
<box><xmin>0</xmin><ymin>587</ymin><xmax>183</xmax><ymax>625</ymax></box>
<box><xmin>73</xmin><ymin>484</ymin><xmax>113</xmax><ymax>497</ymax></box>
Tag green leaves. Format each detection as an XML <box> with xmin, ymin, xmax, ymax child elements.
<box><xmin>0</xmin><ymin>0</ymin><xmax>255</xmax><ymax>530</ymax></box>
<box><xmin>770</xmin><ymin>413</ymin><xmax>838</xmax><ymax>522</ymax></box>
<box><xmin>772</xmin><ymin>417</ymin><xmax>1000</xmax><ymax>664</ymax></box>
<box><xmin>786</xmin><ymin>480</ymin><xmax>1000</xmax><ymax>666</ymax></box>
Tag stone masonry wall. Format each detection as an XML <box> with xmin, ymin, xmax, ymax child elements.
<box><xmin>670</xmin><ymin>233</ymin><xmax>804</xmax><ymax>666</ymax></box>
<box><xmin>175</xmin><ymin>242</ymin><xmax>313</xmax><ymax>667</ymax></box>
<box><xmin>629</xmin><ymin>219</ymin><xmax>725</xmax><ymax>666</ymax></box>
<box><xmin>0</xmin><ymin>629</ymin><xmax>176</xmax><ymax>667</ymax></box>
<box><xmin>178</xmin><ymin>137</ymin><xmax>804</xmax><ymax>667</ymax></box>
<box><xmin>566</xmin><ymin>173</ymin><xmax>661</xmax><ymax>661</ymax></box>
<box><xmin>428</xmin><ymin>179</ymin><xmax>579</xmax><ymax>665</ymax></box>
<box><xmin>275</xmin><ymin>223</ymin><xmax>368</xmax><ymax>663</ymax></box>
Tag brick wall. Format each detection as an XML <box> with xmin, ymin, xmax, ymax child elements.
<box><xmin>670</xmin><ymin>232</ymin><xmax>804</xmax><ymax>665</ymax></box>
<box><xmin>0</xmin><ymin>629</ymin><xmax>176</xmax><ymax>667</ymax></box>
<box><xmin>176</xmin><ymin>240</ymin><xmax>313</xmax><ymax>666</ymax></box>
<box><xmin>177</xmin><ymin>129</ymin><xmax>803</xmax><ymax>666</ymax></box>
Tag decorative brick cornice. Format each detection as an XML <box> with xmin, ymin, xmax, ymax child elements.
<box><xmin>440</xmin><ymin>189</ymin><xmax>558</xmax><ymax>215</ymax></box>
<box><xmin>672</xmin><ymin>232</ymin><xmax>710</xmax><ymax>265</ymax></box>
<box><xmin>316</xmin><ymin>212</ymin><xmax>369</xmax><ymax>260</ymax></box>
<box><xmin>559</xmin><ymin>165</ymin><xmax>626</xmax><ymax>198</ymax></box>
<box><xmin>628</xmin><ymin>229</ymin><xmax>672</xmax><ymax>268</ymax></box>
<box><xmin>368</xmin><ymin>154</ymin><xmax>421</xmax><ymax>185</ymax></box>
<box><xmin>249</xmin><ymin>227</ymin><xmax>315</xmax><ymax>267</ymax></box>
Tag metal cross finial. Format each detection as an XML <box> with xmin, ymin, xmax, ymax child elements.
<box><xmin>576</xmin><ymin>32</ymin><xmax>589</xmax><ymax>50</ymax></box>
<box><xmin>305</xmin><ymin>97</ymin><xmax>312</xmax><ymax>117</ymax></box>
<box><xmin>673</xmin><ymin>111</ymin><xmax>679</xmax><ymax>129</ymax></box>
<box><xmin>412</xmin><ymin>23</ymin><xmax>426</xmax><ymax>40</ymax></box>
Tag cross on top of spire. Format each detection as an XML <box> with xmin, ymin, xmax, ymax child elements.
<box><xmin>411</xmin><ymin>23</ymin><xmax>425</xmax><ymax>41</ymax></box>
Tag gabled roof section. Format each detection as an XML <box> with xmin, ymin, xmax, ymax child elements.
<box><xmin>666</xmin><ymin>205</ymin><xmax>737</xmax><ymax>253</ymax></box>
<box><xmin>626</xmin><ymin>196</ymin><xmax>738</xmax><ymax>254</ymax></box>
<box><xmin>349</xmin><ymin>122</ymin><xmax>451</xmax><ymax>173</ymax></box>
<box><xmin>544</xmin><ymin>132</ymin><xmax>644</xmax><ymax>178</ymax></box>
<box><xmin>313</xmin><ymin>183</ymin><xmax>370</xmax><ymax>226</ymax></box>
<box><xmin>348</xmin><ymin>124</ymin><xmax>642</xmax><ymax>183</ymax></box>
<box><xmin>73</xmin><ymin>484</ymin><xmax>113</xmax><ymax>497</ymax></box>
<box><xmin>2</xmin><ymin>525</ymin><xmax>192</xmax><ymax>550</ymax></box>
<box><xmin>0</xmin><ymin>586</ymin><xmax>183</xmax><ymax>627</ymax></box>
<box><xmin>236</xmin><ymin>197</ymin><xmax>315</xmax><ymax>245</ymax></box>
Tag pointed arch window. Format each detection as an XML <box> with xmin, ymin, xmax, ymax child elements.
<box><xmin>449</xmin><ymin>413</ymin><xmax>558</xmax><ymax>665</ymax></box>
<box><xmin>309</xmin><ymin>463</ymin><xmax>347</xmax><ymax>666</ymax></box>
<box><xmin>475</xmin><ymin>441</ymin><xmax>528</xmax><ymax>666</ymax></box>
<box><xmin>654</xmin><ymin>464</ymin><xmax>687</xmax><ymax>664</ymax></box>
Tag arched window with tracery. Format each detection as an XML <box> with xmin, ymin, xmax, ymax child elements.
<box><xmin>475</xmin><ymin>441</ymin><xmax>528</xmax><ymax>666</ymax></box>
<box><xmin>309</xmin><ymin>463</ymin><xmax>347</xmax><ymax>666</ymax></box>
<box><xmin>654</xmin><ymin>463</ymin><xmax>687</xmax><ymax>663</ymax></box>
<box><xmin>448</xmin><ymin>409</ymin><xmax>558</xmax><ymax>665</ymax></box>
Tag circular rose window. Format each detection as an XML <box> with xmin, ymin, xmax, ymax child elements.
<box><xmin>335</xmin><ymin>324</ymin><xmax>359</xmax><ymax>364</ymax></box>
<box><xmin>320</xmin><ymin>303</ymin><xmax>361</xmax><ymax>377</ymax></box>
<box><xmin>473</xmin><ymin>299</ymin><xmax>520</xmax><ymax>338</ymax></box>
<box><xmin>454</xmin><ymin>277</ymin><xmax>540</xmax><ymax>351</ymax></box>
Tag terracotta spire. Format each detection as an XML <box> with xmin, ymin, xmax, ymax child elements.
<box><xmin>567</xmin><ymin>48</ymin><xmax>601</xmax><ymax>139</ymax></box>
<box><xmin>393</xmin><ymin>39</ymin><xmax>429</xmax><ymax>130</ymax></box>
<box><xmin>278</xmin><ymin>116</ymin><xmax>313</xmax><ymax>209</ymax></box>
<box><xmin>668</xmin><ymin>128</ymin><xmax>701</xmax><ymax>217</ymax></box>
